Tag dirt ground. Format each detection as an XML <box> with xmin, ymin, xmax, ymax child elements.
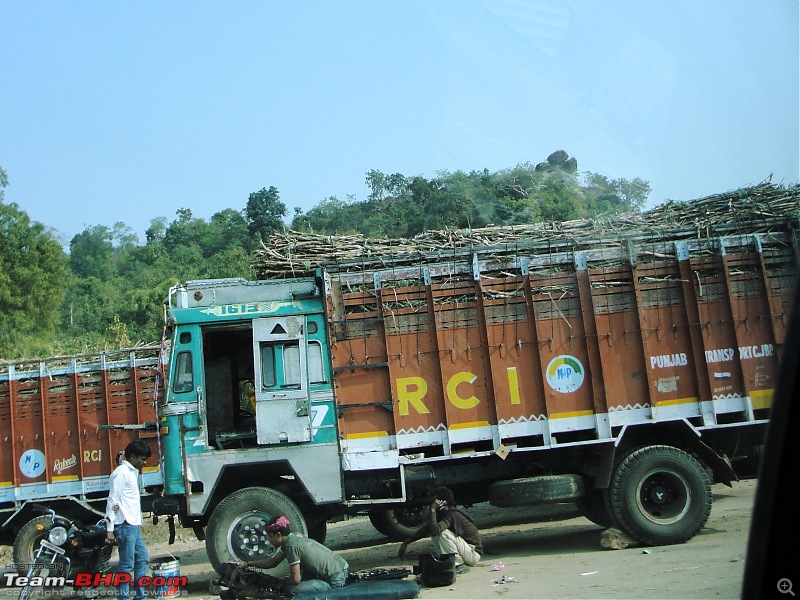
<box><xmin>0</xmin><ymin>478</ymin><xmax>757</xmax><ymax>599</ymax></box>
<box><xmin>132</xmin><ymin>477</ymin><xmax>757</xmax><ymax>600</ymax></box>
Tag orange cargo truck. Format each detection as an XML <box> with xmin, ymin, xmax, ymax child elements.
<box><xmin>2</xmin><ymin>188</ymin><xmax>798</xmax><ymax>574</ymax></box>
<box><xmin>0</xmin><ymin>348</ymin><xmax>163</xmax><ymax>559</ymax></box>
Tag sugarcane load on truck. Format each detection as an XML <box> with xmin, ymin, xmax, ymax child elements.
<box><xmin>2</xmin><ymin>181</ymin><xmax>798</xmax><ymax>575</ymax></box>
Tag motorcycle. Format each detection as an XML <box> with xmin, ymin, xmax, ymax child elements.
<box><xmin>18</xmin><ymin>504</ymin><xmax>113</xmax><ymax>600</ymax></box>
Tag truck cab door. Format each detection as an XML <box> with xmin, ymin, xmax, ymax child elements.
<box><xmin>252</xmin><ymin>316</ymin><xmax>312</xmax><ymax>444</ymax></box>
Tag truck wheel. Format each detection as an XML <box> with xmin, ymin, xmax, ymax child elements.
<box><xmin>607</xmin><ymin>445</ymin><xmax>711</xmax><ymax>546</ymax></box>
<box><xmin>368</xmin><ymin>506</ymin><xmax>426</xmax><ymax>541</ymax></box>
<box><xmin>206</xmin><ymin>487</ymin><xmax>307</xmax><ymax>574</ymax></box>
<box><xmin>488</xmin><ymin>474</ymin><xmax>585</xmax><ymax>507</ymax></box>
<box><xmin>13</xmin><ymin>515</ymin><xmax>52</xmax><ymax>575</ymax></box>
<box><xmin>576</xmin><ymin>487</ymin><xmax>615</xmax><ymax>528</ymax></box>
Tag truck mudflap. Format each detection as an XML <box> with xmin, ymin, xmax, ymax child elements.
<box><xmin>691</xmin><ymin>438</ymin><xmax>737</xmax><ymax>486</ymax></box>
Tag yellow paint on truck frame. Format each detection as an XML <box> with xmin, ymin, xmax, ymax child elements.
<box><xmin>654</xmin><ymin>397</ymin><xmax>698</xmax><ymax>407</ymax></box>
<box><xmin>750</xmin><ymin>389</ymin><xmax>773</xmax><ymax>409</ymax></box>
<box><xmin>345</xmin><ymin>431</ymin><xmax>389</xmax><ymax>439</ymax></box>
<box><xmin>449</xmin><ymin>421</ymin><xmax>490</xmax><ymax>430</ymax></box>
<box><xmin>549</xmin><ymin>410</ymin><xmax>594</xmax><ymax>420</ymax></box>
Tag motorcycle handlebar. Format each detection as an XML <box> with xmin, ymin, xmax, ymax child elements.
<box><xmin>28</xmin><ymin>503</ymin><xmax>55</xmax><ymax>516</ymax></box>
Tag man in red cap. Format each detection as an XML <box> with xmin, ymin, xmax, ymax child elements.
<box><xmin>239</xmin><ymin>515</ymin><xmax>349</xmax><ymax>596</ymax></box>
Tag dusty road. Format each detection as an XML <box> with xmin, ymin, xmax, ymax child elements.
<box><xmin>144</xmin><ymin>477</ymin><xmax>758</xmax><ymax>600</ymax></box>
<box><xmin>0</xmin><ymin>478</ymin><xmax>757</xmax><ymax>599</ymax></box>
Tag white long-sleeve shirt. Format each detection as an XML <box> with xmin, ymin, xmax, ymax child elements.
<box><xmin>105</xmin><ymin>460</ymin><xmax>143</xmax><ymax>532</ymax></box>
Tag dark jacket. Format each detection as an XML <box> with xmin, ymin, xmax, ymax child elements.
<box><xmin>429</xmin><ymin>508</ymin><xmax>483</xmax><ymax>555</ymax></box>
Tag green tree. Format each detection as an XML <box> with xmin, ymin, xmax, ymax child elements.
<box><xmin>365</xmin><ymin>170</ymin><xmax>408</xmax><ymax>203</ymax></box>
<box><xmin>164</xmin><ymin>208</ymin><xmax>211</xmax><ymax>255</ymax></box>
<box><xmin>112</xmin><ymin>221</ymin><xmax>139</xmax><ymax>251</ymax></box>
<box><xmin>583</xmin><ymin>172</ymin><xmax>650</xmax><ymax>214</ymax></box>
<box><xmin>0</xmin><ymin>166</ymin><xmax>8</xmax><ymax>202</ymax></box>
<box><xmin>0</xmin><ymin>196</ymin><xmax>70</xmax><ymax>358</ymax></box>
<box><xmin>210</xmin><ymin>208</ymin><xmax>253</xmax><ymax>253</ymax></box>
<box><xmin>69</xmin><ymin>225</ymin><xmax>114</xmax><ymax>279</ymax></box>
<box><xmin>291</xmin><ymin>196</ymin><xmax>364</xmax><ymax>234</ymax></box>
<box><xmin>146</xmin><ymin>217</ymin><xmax>168</xmax><ymax>244</ymax></box>
<box><xmin>246</xmin><ymin>186</ymin><xmax>287</xmax><ymax>241</ymax></box>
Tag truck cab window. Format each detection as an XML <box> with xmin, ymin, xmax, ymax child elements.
<box><xmin>260</xmin><ymin>345</ymin><xmax>276</xmax><ymax>389</ymax></box>
<box><xmin>283</xmin><ymin>344</ymin><xmax>302</xmax><ymax>388</ymax></box>
<box><xmin>259</xmin><ymin>340</ymin><xmax>325</xmax><ymax>390</ymax></box>
<box><xmin>308</xmin><ymin>341</ymin><xmax>325</xmax><ymax>385</ymax></box>
<box><xmin>173</xmin><ymin>351</ymin><xmax>194</xmax><ymax>393</ymax></box>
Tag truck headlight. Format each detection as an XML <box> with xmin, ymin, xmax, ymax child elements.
<box><xmin>48</xmin><ymin>526</ymin><xmax>68</xmax><ymax>546</ymax></box>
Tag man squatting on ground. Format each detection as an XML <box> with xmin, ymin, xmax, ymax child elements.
<box><xmin>238</xmin><ymin>516</ymin><xmax>349</xmax><ymax>596</ymax></box>
<box><xmin>398</xmin><ymin>486</ymin><xmax>483</xmax><ymax>573</ymax></box>
<box><xmin>105</xmin><ymin>440</ymin><xmax>152</xmax><ymax>600</ymax></box>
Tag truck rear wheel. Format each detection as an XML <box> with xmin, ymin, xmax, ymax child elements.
<box><xmin>368</xmin><ymin>506</ymin><xmax>427</xmax><ymax>541</ymax></box>
<box><xmin>205</xmin><ymin>487</ymin><xmax>307</xmax><ymax>574</ymax></box>
<box><xmin>488</xmin><ymin>474</ymin><xmax>585</xmax><ymax>507</ymax></box>
<box><xmin>13</xmin><ymin>515</ymin><xmax>53</xmax><ymax>575</ymax></box>
<box><xmin>607</xmin><ymin>445</ymin><xmax>711</xmax><ymax>545</ymax></box>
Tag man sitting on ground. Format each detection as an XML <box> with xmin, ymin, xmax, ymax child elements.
<box><xmin>398</xmin><ymin>486</ymin><xmax>483</xmax><ymax>574</ymax></box>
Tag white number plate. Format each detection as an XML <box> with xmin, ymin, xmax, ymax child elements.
<box><xmin>40</xmin><ymin>539</ymin><xmax>66</xmax><ymax>555</ymax></box>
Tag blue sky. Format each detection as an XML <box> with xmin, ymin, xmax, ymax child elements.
<box><xmin>2</xmin><ymin>1</ymin><xmax>798</xmax><ymax>245</ymax></box>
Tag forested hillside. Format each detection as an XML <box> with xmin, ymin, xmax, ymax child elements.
<box><xmin>0</xmin><ymin>151</ymin><xmax>651</xmax><ymax>359</ymax></box>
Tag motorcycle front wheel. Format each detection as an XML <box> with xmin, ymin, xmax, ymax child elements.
<box><xmin>18</xmin><ymin>559</ymin><xmax>67</xmax><ymax>600</ymax></box>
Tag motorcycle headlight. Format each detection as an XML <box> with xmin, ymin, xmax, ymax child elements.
<box><xmin>48</xmin><ymin>526</ymin><xmax>68</xmax><ymax>546</ymax></box>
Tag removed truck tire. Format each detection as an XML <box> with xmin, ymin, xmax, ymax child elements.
<box><xmin>368</xmin><ymin>506</ymin><xmax>427</xmax><ymax>541</ymax></box>
<box><xmin>12</xmin><ymin>515</ymin><xmax>54</xmax><ymax>575</ymax></box>
<box><xmin>488</xmin><ymin>474</ymin><xmax>585</xmax><ymax>507</ymax></box>
<box><xmin>607</xmin><ymin>445</ymin><xmax>711</xmax><ymax>546</ymax></box>
<box><xmin>206</xmin><ymin>487</ymin><xmax>307</xmax><ymax>574</ymax></box>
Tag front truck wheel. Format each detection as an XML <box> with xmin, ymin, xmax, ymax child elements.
<box><xmin>205</xmin><ymin>487</ymin><xmax>307</xmax><ymax>574</ymax></box>
<box><xmin>368</xmin><ymin>506</ymin><xmax>427</xmax><ymax>541</ymax></box>
<box><xmin>607</xmin><ymin>445</ymin><xmax>711</xmax><ymax>546</ymax></box>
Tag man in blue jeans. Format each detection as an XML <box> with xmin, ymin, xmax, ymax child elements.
<box><xmin>105</xmin><ymin>440</ymin><xmax>152</xmax><ymax>600</ymax></box>
<box><xmin>239</xmin><ymin>515</ymin><xmax>349</xmax><ymax>596</ymax></box>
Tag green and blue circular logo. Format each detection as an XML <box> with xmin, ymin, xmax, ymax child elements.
<box><xmin>546</xmin><ymin>355</ymin><xmax>585</xmax><ymax>393</ymax></box>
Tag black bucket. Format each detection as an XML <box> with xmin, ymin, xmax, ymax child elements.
<box><xmin>417</xmin><ymin>553</ymin><xmax>455</xmax><ymax>587</ymax></box>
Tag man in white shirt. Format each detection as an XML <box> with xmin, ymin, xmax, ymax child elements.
<box><xmin>105</xmin><ymin>440</ymin><xmax>152</xmax><ymax>600</ymax></box>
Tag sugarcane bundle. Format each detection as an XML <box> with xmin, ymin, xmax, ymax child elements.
<box><xmin>252</xmin><ymin>181</ymin><xmax>800</xmax><ymax>279</ymax></box>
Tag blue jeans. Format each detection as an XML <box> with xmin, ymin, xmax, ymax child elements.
<box><xmin>114</xmin><ymin>522</ymin><xmax>149</xmax><ymax>600</ymax></box>
<box><xmin>284</xmin><ymin>567</ymin><xmax>348</xmax><ymax>596</ymax></box>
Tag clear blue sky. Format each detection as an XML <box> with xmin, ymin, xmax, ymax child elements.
<box><xmin>2</xmin><ymin>1</ymin><xmax>798</xmax><ymax>245</ymax></box>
